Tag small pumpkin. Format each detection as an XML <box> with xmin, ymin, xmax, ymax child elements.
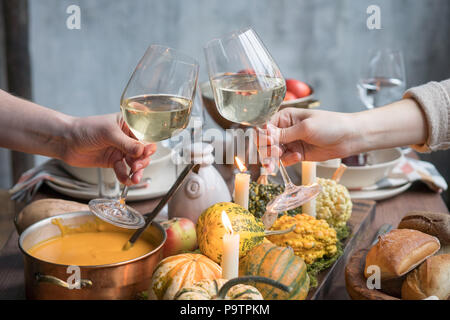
<box><xmin>148</xmin><ymin>253</ymin><xmax>222</xmax><ymax>300</ymax></box>
<box><xmin>174</xmin><ymin>276</ymin><xmax>291</xmax><ymax>300</ymax></box>
<box><xmin>197</xmin><ymin>202</ymin><xmax>292</xmax><ymax>264</ymax></box>
<box><xmin>239</xmin><ymin>242</ymin><xmax>310</xmax><ymax>300</ymax></box>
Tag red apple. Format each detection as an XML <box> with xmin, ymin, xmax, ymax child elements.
<box><xmin>285</xmin><ymin>79</ymin><xmax>311</xmax><ymax>98</ymax></box>
<box><xmin>160</xmin><ymin>218</ymin><xmax>197</xmax><ymax>258</ymax></box>
<box><xmin>284</xmin><ymin>91</ymin><xmax>297</xmax><ymax>101</ymax></box>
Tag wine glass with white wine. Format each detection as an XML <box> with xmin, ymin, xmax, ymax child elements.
<box><xmin>89</xmin><ymin>45</ymin><xmax>199</xmax><ymax>228</ymax></box>
<box><xmin>354</xmin><ymin>48</ymin><xmax>408</xmax><ymax>158</ymax></box>
<box><xmin>204</xmin><ymin>28</ymin><xmax>321</xmax><ymax>212</ymax></box>
<box><xmin>357</xmin><ymin>48</ymin><xmax>406</xmax><ymax>110</ymax></box>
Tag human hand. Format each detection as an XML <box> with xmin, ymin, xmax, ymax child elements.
<box><xmin>63</xmin><ymin>113</ymin><xmax>156</xmax><ymax>185</ymax></box>
<box><xmin>258</xmin><ymin>108</ymin><xmax>358</xmax><ymax>167</ymax></box>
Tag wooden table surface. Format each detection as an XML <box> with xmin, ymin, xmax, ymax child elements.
<box><xmin>0</xmin><ymin>160</ymin><xmax>448</xmax><ymax>300</ymax></box>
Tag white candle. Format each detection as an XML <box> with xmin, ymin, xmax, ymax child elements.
<box><xmin>234</xmin><ymin>157</ymin><xmax>250</xmax><ymax>209</ymax></box>
<box><xmin>302</xmin><ymin>161</ymin><xmax>316</xmax><ymax>217</ymax></box>
<box><xmin>221</xmin><ymin>211</ymin><xmax>240</xmax><ymax>279</ymax></box>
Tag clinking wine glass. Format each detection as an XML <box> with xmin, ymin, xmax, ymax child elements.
<box><xmin>89</xmin><ymin>45</ymin><xmax>199</xmax><ymax>229</ymax></box>
<box><xmin>204</xmin><ymin>28</ymin><xmax>321</xmax><ymax>212</ymax></box>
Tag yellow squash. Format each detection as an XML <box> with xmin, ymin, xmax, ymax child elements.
<box><xmin>196</xmin><ymin>202</ymin><xmax>266</xmax><ymax>264</ymax></box>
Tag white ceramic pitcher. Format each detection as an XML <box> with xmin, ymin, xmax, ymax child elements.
<box><xmin>168</xmin><ymin>142</ymin><xmax>231</xmax><ymax>223</ymax></box>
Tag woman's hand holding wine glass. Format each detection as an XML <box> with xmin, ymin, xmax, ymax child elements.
<box><xmin>204</xmin><ymin>28</ymin><xmax>321</xmax><ymax>213</ymax></box>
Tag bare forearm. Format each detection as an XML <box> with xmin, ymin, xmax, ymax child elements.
<box><xmin>351</xmin><ymin>98</ymin><xmax>428</xmax><ymax>153</ymax></box>
<box><xmin>0</xmin><ymin>90</ymin><xmax>74</xmax><ymax>159</ymax></box>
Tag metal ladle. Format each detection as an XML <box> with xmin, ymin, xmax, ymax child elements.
<box><xmin>123</xmin><ymin>163</ymin><xmax>200</xmax><ymax>250</ymax></box>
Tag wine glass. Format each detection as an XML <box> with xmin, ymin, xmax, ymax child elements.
<box><xmin>357</xmin><ymin>48</ymin><xmax>406</xmax><ymax>110</ymax></box>
<box><xmin>89</xmin><ymin>45</ymin><xmax>199</xmax><ymax>229</ymax></box>
<box><xmin>204</xmin><ymin>28</ymin><xmax>321</xmax><ymax>212</ymax></box>
<box><xmin>356</xmin><ymin>48</ymin><xmax>408</xmax><ymax>156</ymax></box>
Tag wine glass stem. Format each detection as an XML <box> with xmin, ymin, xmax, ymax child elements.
<box><xmin>278</xmin><ymin>160</ymin><xmax>295</xmax><ymax>190</ymax></box>
<box><xmin>119</xmin><ymin>171</ymin><xmax>134</xmax><ymax>203</ymax></box>
<box><xmin>256</xmin><ymin>124</ymin><xmax>295</xmax><ymax>190</ymax></box>
<box><xmin>120</xmin><ymin>185</ymin><xmax>129</xmax><ymax>203</ymax></box>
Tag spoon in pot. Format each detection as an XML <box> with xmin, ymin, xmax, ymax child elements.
<box><xmin>122</xmin><ymin>163</ymin><xmax>200</xmax><ymax>251</ymax></box>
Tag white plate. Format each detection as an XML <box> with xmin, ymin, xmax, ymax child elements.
<box><xmin>349</xmin><ymin>182</ymin><xmax>412</xmax><ymax>201</ymax></box>
<box><xmin>45</xmin><ymin>162</ymin><xmax>177</xmax><ymax>202</ymax></box>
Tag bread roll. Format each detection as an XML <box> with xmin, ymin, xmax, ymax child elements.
<box><xmin>398</xmin><ymin>211</ymin><xmax>450</xmax><ymax>245</ymax></box>
<box><xmin>402</xmin><ymin>254</ymin><xmax>450</xmax><ymax>300</ymax></box>
<box><xmin>364</xmin><ymin>229</ymin><xmax>440</xmax><ymax>280</ymax></box>
<box><xmin>378</xmin><ymin>277</ymin><xmax>405</xmax><ymax>298</ymax></box>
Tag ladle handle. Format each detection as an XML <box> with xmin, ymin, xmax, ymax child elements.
<box><xmin>126</xmin><ymin>163</ymin><xmax>200</xmax><ymax>247</ymax></box>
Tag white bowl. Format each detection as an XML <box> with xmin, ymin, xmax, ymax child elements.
<box><xmin>313</xmin><ymin>148</ymin><xmax>403</xmax><ymax>189</ymax></box>
<box><xmin>60</xmin><ymin>142</ymin><xmax>174</xmax><ymax>185</ymax></box>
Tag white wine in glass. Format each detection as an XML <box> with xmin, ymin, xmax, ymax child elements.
<box><xmin>357</xmin><ymin>49</ymin><xmax>406</xmax><ymax>110</ymax></box>
<box><xmin>211</xmin><ymin>73</ymin><xmax>285</xmax><ymax>126</ymax></box>
<box><xmin>89</xmin><ymin>45</ymin><xmax>199</xmax><ymax>229</ymax></box>
<box><xmin>121</xmin><ymin>94</ymin><xmax>192</xmax><ymax>142</ymax></box>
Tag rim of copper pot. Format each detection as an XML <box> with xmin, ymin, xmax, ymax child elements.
<box><xmin>18</xmin><ymin>211</ymin><xmax>167</xmax><ymax>268</ymax></box>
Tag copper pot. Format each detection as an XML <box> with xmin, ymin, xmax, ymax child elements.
<box><xmin>19</xmin><ymin>211</ymin><xmax>166</xmax><ymax>300</ymax></box>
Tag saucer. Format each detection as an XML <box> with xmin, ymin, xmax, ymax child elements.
<box><xmin>349</xmin><ymin>182</ymin><xmax>412</xmax><ymax>201</ymax></box>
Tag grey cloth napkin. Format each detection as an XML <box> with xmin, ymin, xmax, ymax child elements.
<box><xmin>9</xmin><ymin>159</ymin><xmax>148</xmax><ymax>203</ymax></box>
<box><xmin>9</xmin><ymin>159</ymin><xmax>93</xmax><ymax>203</ymax></box>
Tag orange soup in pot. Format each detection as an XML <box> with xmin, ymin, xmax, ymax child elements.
<box><xmin>27</xmin><ymin>218</ymin><xmax>155</xmax><ymax>266</ymax></box>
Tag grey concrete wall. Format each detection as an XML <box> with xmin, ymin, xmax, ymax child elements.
<box><xmin>1</xmin><ymin>0</ymin><xmax>449</xmax><ymax>191</ymax></box>
<box><xmin>28</xmin><ymin>0</ymin><xmax>450</xmax><ymax>117</ymax></box>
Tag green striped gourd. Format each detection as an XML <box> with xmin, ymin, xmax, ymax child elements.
<box><xmin>239</xmin><ymin>243</ymin><xmax>310</xmax><ymax>300</ymax></box>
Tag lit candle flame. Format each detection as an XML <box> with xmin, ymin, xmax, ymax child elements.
<box><xmin>222</xmin><ymin>211</ymin><xmax>234</xmax><ymax>235</ymax></box>
<box><xmin>235</xmin><ymin>156</ymin><xmax>247</xmax><ymax>172</ymax></box>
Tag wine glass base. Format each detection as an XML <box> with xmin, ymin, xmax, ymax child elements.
<box><xmin>266</xmin><ymin>183</ymin><xmax>322</xmax><ymax>213</ymax></box>
<box><xmin>88</xmin><ymin>199</ymin><xmax>146</xmax><ymax>229</ymax></box>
